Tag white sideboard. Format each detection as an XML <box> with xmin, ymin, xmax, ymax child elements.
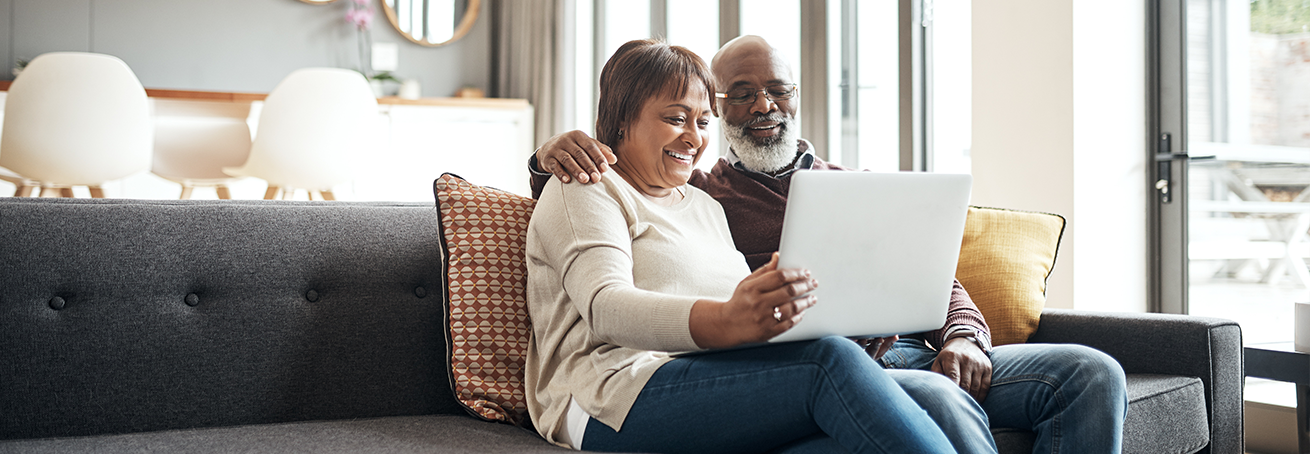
<box><xmin>0</xmin><ymin>84</ymin><xmax>534</xmax><ymax>201</ymax></box>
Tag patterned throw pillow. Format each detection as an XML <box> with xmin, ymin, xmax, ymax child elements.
<box><xmin>433</xmin><ymin>173</ymin><xmax>535</xmax><ymax>424</ymax></box>
<box><xmin>955</xmin><ymin>206</ymin><xmax>1066</xmax><ymax>346</ymax></box>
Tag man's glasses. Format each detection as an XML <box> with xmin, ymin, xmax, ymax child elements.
<box><xmin>715</xmin><ymin>84</ymin><xmax>798</xmax><ymax>106</ymax></box>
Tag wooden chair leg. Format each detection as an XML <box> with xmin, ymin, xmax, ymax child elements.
<box><xmin>215</xmin><ymin>185</ymin><xmax>231</xmax><ymax>200</ymax></box>
<box><xmin>179</xmin><ymin>186</ymin><xmax>194</xmax><ymax>200</ymax></box>
<box><xmin>319</xmin><ymin>190</ymin><xmax>336</xmax><ymax>201</ymax></box>
<box><xmin>14</xmin><ymin>184</ymin><xmax>36</xmax><ymax>197</ymax></box>
<box><xmin>88</xmin><ymin>186</ymin><xmax>105</xmax><ymax>198</ymax></box>
<box><xmin>60</xmin><ymin>187</ymin><xmax>75</xmax><ymax>198</ymax></box>
<box><xmin>263</xmin><ymin>186</ymin><xmax>280</xmax><ymax>200</ymax></box>
<box><xmin>40</xmin><ymin>187</ymin><xmax>63</xmax><ymax>197</ymax></box>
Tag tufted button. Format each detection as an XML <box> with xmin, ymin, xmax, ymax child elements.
<box><xmin>48</xmin><ymin>296</ymin><xmax>66</xmax><ymax>310</ymax></box>
<box><xmin>305</xmin><ymin>289</ymin><xmax>320</xmax><ymax>302</ymax></box>
<box><xmin>185</xmin><ymin>293</ymin><xmax>200</xmax><ymax>307</ymax></box>
<box><xmin>414</xmin><ymin>286</ymin><xmax>427</xmax><ymax>298</ymax></box>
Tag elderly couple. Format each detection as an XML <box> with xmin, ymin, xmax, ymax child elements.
<box><xmin>523</xmin><ymin>36</ymin><xmax>1127</xmax><ymax>454</ymax></box>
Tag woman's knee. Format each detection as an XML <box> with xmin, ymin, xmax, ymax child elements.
<box><xmin>802</xmin><ymin>336</ymin><xmax>888</xmax><ymax>377</ymax></box>
<box><xmin>806</xmin><ymin>336</ymin><xmax>868</xmax><ymax>363</ymax></box>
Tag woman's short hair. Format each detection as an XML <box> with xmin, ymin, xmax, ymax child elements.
<box><xmin>595</xmin><ymin>39</ymin><xmax>716</xmax><ymax>148</ymax></box>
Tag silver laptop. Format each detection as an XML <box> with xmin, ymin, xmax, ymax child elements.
<box><xmin>769</xmin><ymin>170</ymin><xmax>972</xmax><ymax>343</ymax></box>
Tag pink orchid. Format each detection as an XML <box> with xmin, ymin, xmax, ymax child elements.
<box><xmin>346</xmin><ymin>1</ymin><xmax>374</xmax><ymax>31</ymax></box>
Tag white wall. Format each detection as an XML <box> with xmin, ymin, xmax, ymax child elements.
<box><xmin>0</xmin><ymin>0</ymin><xmax>490</xmax><ymax>97</ymax></box>
<box><xmin>972</xmin><ymin>0</ymin><xmax>1148</xmax><ymax>312</ymax></box>
<box><xmin>1071</xmin><ymin>0</ymin><xmax>1148</xmax><ymax>312</ymax></box>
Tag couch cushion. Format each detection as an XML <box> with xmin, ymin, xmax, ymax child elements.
<box><xmin>1123</xmin><ymin>374</ymin><xmax>1209</xmax><ymax>454</ymax></box>
<box><xmin>990</xmin><ymin>373</ymin><xmax>1209</xmax><ymax>454</ymax></box>
<box><xmin>0</xmin><ymin>415</ymin><xmax>577</xmax><ymax>454</ymax></box>
<box><xmin>434</xmin><ymin>174</ymin><xmax>535</xmax><ymax>425</ymax></box>
<box><xmin>0</xmin><ymin>198</ymin><xmax>463</xmax><ymax>441</ymax></box>
<box><xmin>956</xmin><ymin>206</ymin><xmax>1065</xmax><ymax>346</ymax></box>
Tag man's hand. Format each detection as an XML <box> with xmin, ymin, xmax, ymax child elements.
<box><xmin>536</xmin><ymin>130</ymin><xmax>617</xmax><ymax>184</ymax></box>
<box><xmin>931</xmin><ymin>336</ymin><xmax>993</xmax><ymax>402</ymax></box>
<box><xmin>855</xmin><ymin>336</ymin><xmax>899</xmax><ymax>360</ymax></box>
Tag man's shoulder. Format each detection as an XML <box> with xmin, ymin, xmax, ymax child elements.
<box><xmin>687</xmin><ymin>159</ymin><xmax>730</xmax><ymax>188</ymax></box>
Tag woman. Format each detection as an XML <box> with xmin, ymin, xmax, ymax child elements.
<box><xmin>525</xmin><ymin>39</ymin><xmax>954</xmax><ymax>453</ymax></box>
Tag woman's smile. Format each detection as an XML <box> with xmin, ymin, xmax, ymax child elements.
<box><xmin>664</xmin><ymin>148</ymin><xmax>696</xmax><ymax>165</ymax></box>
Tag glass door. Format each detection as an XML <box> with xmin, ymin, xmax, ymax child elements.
<box><xmin>1184</xmin><ymin>0</ymin><xmax>1310</xmax><ymax>344</ymax></box>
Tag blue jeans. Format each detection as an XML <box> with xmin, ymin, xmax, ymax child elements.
<box><xmin>879</xmin><ymin>339</ymin><xmax>1129</xmax><ymax>454</ymax></box>
<box><xmin>580</xmin><ymin>336</ymin><xmax>955</xmax><ymax>454</ymax></box>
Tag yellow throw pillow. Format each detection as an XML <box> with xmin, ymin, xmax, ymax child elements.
<box><xmin>433</xmin><ymin>173</ymin><xmax>535</xmax><ymax>425</ymax></box>
<box><xmin>955</xmin><ymin>206</ymin><xmax>1066</xmax><ymax>346</ymax></box>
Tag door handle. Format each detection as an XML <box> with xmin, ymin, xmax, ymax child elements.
<box><xmin>1155</xmin><ymin>133</ymin><xmax>1187</xmax><ymax>203</ymax></box>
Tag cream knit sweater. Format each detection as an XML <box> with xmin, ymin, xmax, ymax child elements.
<box><xmin>525</xmin><ymin>173</ymin><xmax>751</xmax><ymax>446</ymax></box>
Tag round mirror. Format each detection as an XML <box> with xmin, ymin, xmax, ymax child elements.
<box><xmin>382</xmin><ymin>0</ymin><xmax>481</xmax><ymax>47</ymax></box>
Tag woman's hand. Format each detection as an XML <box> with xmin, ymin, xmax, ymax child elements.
<box><xmin>690</xmin><ymin>253</ymin><xmax>818</xmax><ymax>349</ymax></box>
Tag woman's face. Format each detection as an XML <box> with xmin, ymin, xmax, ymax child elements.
<box><xmin>614</xmin><ymin>82</ymin><xmax>712</xmax><ymax>190</ymax></box>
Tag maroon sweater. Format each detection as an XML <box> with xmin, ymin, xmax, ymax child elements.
<box><xmin>528</xmin><ymin>153</ymin><xmax>990</xmax><ymax>350</ymax></box>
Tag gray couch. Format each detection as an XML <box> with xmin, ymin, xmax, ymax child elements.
<box><xmin>0</xmin><ymin>197</ymin><xmax>1241</xmax><ymax>453</ymax></box>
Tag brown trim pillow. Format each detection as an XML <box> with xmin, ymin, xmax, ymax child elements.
<box><xmin>956</xmin><ymin>206</ymin><xmax>1066</xmax><ymax>346</ymax></box>
<box><xmin>433</xmin><ymin>173</ymin><xmax>535</xmax><ymax>424</ymax></box>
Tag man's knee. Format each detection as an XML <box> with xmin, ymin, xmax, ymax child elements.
<box><xmin>887</xmin><ymin>370</ymin><xmax>989</xmax><ymax>425</ymax></box>
<box><xmin>891</xmin><ymin>369</ymin><xmax>960</xmax><ymax>396</ymax></box>
<box><xmin>1043</xmin><ymin>345</ymin><xmax>1127</xmax><ymax>396</ymax></box>
<box><xmin>1068</xmin><ymin>346</ymin><xmax>1124</xmax><ymax>378</ymax></box>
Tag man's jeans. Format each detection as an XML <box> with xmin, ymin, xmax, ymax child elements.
<box><xmin>880</xmin><ymin>339</ymin><xmax>1129</xmax><ymax>454</ymax></box>
<box><xmin>580</xmin><ymin>336</ymin><xmax>956</xmax><ymax>454</ymax></box>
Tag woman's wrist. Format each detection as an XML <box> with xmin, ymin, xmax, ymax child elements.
<box><xmin>689</xmin><ymin>299</ymin><xmax>731</xmax><ymax>349</ymax></box>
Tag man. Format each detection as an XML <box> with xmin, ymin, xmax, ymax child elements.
<box><xmin>528</xmin><ymin>35</ymin><xmax>1127</xmax><ymax>454</ymax></box>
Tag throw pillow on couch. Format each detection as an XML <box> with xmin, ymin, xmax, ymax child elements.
<box><xmin>434</xmin><ymin>173</ymin><xmax>535</xmax><ymax>425</ymax></box>
<box><xmin>956</xmin><ymin>207</ymin><xmax>1066</xmax><ymax>346</ymax></box>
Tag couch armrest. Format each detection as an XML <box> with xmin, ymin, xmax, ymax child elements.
<box><xmin>1027</xmin><ymin>308</ymin><xmax>1243</xmax><ymax>454</ymax></box>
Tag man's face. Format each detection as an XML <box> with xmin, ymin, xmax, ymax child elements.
<box><xmin>714</xmin><ymin>48</ymin><xmax>800</xmax><ymax>172</ymax></box>
<box><xmin>714</xmin><ymin>51</ymin><xmax>799</xmax><ymax>134</ymax></box>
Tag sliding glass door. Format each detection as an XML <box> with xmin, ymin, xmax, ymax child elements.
<box><xmin>1161</xmin><ymin>0</ymin><xmax>1310</xmax><ymax>345</ymax></box>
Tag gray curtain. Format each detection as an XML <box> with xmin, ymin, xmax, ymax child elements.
<box><xmin>490</xmin><ymin>0</ymin><xmax>562</xmax><ymax>148</ymax></box>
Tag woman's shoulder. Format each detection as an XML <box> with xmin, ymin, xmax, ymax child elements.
<box><xmin>535</xmin><ymin>173</ymin><xmax>633</xmax><ymax>217</ymax></box>
<box><xmin>684</xmin><ymin>184</ymin><xmax>727</xmax><ymax>212</ymax></box>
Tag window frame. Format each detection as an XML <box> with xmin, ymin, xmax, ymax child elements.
<box><xmin>578</xmin><ymin>0</ymin><xmax>932</xmax><ymax>171</ymax></box>
<box><xmin>1147</xmin><ymin>0</ymin><xmax>1190</xmax><ymax>314</ymax></box>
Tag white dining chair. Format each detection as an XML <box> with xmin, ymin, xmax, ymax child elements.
<box><xmin>151</xmin><ymin>99</ymin><xmax>253</xmax><ymax>199</ymax></box>
<box><xmin>224</xmin><ymin>68</ymin><xmax>378</xmax><ymax>200</ymax></box>
<box><xmin>0</xmin><ymin>167</ymin><xmax>38</xmax><ymax>197</ymax></box>
<box><xmin>0</xmin><ymin>52</ymin><xmax>152</xmax><ymax>198</ymax></box>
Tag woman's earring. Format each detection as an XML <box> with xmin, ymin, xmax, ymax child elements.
<box><xmin>618</xmin><ymin>129</ymin><xmax>624</xmax><ymax>139</ymax></box>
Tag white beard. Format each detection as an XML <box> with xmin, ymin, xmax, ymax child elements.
<box><xmin>723</xmin><ymin>114</ymin><xmax>800</xmax><ymax>173</ymax></box>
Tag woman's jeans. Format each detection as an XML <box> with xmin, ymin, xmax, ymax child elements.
<box><xmin>880</xmin><ymin>339</ymin><xmax>1129</xmax><ymax>454</ymax></box>
<box><xmin>579</xmin><ymin>336</ymin><xmax>955</xmax><ymax>454</ymax></box>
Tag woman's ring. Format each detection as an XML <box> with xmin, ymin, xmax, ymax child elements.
<box><xmin>773</xmin><ymin>306</ymin><xmax>783</xmax><ymax>322</ymax></box>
